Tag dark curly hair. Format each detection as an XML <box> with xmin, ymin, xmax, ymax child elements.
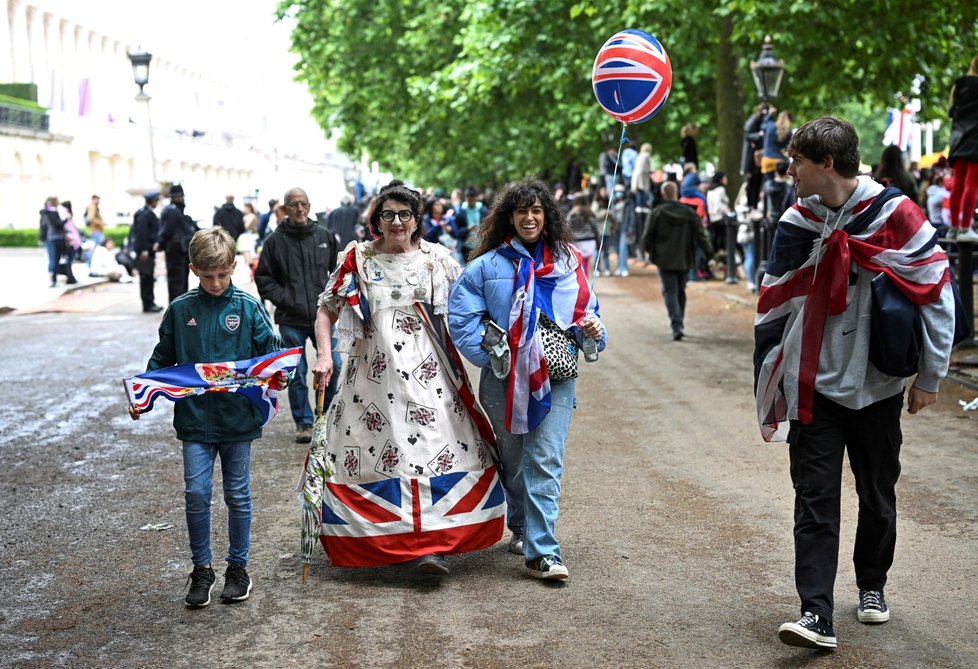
<box><xmin>471</xmin><ymin>177</ymin><xmax>572</xmax><ymax>260</ymax></box>
<box><xmin>368</xmin><ymin>182</ymin><xmax>424</xmax><ymax>241</ymax></box>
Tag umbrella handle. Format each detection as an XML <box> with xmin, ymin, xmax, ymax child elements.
<box><xmin>315</xmin><ymin>382</ymin><xmax>326</xmax><ymax>417</ymax></box>
<box><xmin>302</xmin><ymin>563</ymin><xmax>309</xmax><ymax>583</ymax></box>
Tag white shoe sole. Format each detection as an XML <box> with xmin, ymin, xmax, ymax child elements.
<box><xmin>778</xmin><ymin>622</ymin><xmax>837</xmax><ymax>649</ymax></box>
<box><xmin>528</xmin><ymin>565</ymin><xmax>569</xmax><ymax>580</ymax></box>
<box><xmin>185</xmin><ymin>582</ymin><xmax>215</xmax><ymax>609</ymax></box>
<box><xmin>220</xmin><ymin>579</ymin><xmax>253</xmax><ymax>602</ymax></box>
<box><xmin>857</xmin><ymin>608</ymin><xmax>890</xmax><ymax>624</ymax></box>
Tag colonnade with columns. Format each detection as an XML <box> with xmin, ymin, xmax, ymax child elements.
<box><xmin>0</xmin><ymin>0</ymin><xmax>346</xmax><ymax>230</ymax></box>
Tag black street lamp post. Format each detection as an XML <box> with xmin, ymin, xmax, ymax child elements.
<box><xmin>126</xmin><ymin>48</ymin><xmax>157</xmax><ymax>192</ymax></box>
<box><xmin>749</xmin><ymin>35</ymin><xmax>786</xmax><ymax>286</ymax></box>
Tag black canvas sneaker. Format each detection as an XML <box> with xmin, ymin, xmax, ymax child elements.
<box><xmin>778</xmin><ymin>611</ymin><xmax>837</xmax><ymax>649</ymax></box>
<box><xmin>857</xmin><ymin>589</ymin><xmax>890</xmax><ymax>624</ymax></box>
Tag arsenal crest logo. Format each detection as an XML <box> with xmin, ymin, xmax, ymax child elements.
<box><xmin>225</xmin><ymin>314</ymin><xmax>241</xmax><ymax>332</ymax></box>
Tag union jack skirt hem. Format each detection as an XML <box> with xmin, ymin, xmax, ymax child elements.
<box><xmin>320</xmin><ymin>516</ymin><xmax>505</xmax><ymax>567</ymax></box>
<box><xmin>318</xmin><ymin>467</ymin><xmax>506</xmax><ymax>567</ymax></box>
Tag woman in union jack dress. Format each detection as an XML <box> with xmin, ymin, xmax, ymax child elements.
<box><xmin>309</xmin><ymin>183</ymin><xmax>503</xmax><ymax>574</ymax></box>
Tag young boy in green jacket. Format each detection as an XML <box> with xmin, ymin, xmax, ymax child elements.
<box><xmin>133</xmin><ymin>227</ymin><xmax>284</xmax><ymax>608</ymax></box>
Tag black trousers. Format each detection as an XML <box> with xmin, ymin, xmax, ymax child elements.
<box><xmin>139</xmin><ymin>270</ymin><xmax>155</xmax><ymax>309</ymax></box>
<box><xmin>658</xmin><ymin>269</ymin><xmax>687</xmax><ymax>335</ymax></box>
<box><xmin>165</xmin><ymin>251</ymin><xmax>189</xmax><ymax>303</ymax></box>
<box><xmin>787</xmin><ymin>390</ymin><xmax>903</xmax><ymax>621</ymax></box>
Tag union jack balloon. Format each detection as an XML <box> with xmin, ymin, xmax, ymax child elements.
<box><xmin>592</xmin><ymin>29</ymin><xmax>672</xmax><ymax>125</ymax></box>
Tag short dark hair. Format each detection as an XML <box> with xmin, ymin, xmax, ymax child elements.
<box><xmin>787</xmin><ymin>116</ymin><xmax>861</xmax><ymax>178</ymax></box>
<box><xmin>368</xmin><ymin>182</ymin><xmax>423</xmax><ymax>241</ymax></box>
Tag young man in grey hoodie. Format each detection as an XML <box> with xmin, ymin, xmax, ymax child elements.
<box><xmin>753</xmin><ymin>116</ymin><xmax>956</xmax><ymax>650</ymax></box>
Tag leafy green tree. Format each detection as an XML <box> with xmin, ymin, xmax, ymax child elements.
<box><xmin>279</xmin><ymin>0</ymin><xmax>977</xmax><ymax>191</ymax></box>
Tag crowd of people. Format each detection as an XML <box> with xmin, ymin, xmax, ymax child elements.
<box><xmin>112</xmin><ymin>52</ymin><xmax>978</xmax><ymax>657</ymax></box>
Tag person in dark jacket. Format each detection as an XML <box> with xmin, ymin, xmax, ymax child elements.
<box><xmin>948</xmin><ymin>54</ymin><xmax>978</xmax><ymax>242</ymax></box>
<box><xmin>213</xmin><ymin>195</ymin><xmax>245</xmax><ymax>240</ymax></box>
<box><xmin>642</xmin><ymin>181</ymin><xmax>714</xmax><ymax>340</ymax></box>
<box><xmin>158</xmin><ymin>184</ymin><xmax>198</xmax><ymax>303</ymax></box>
<box><xmin>255</xmin><ymin>187</ymin><xmax>341</xmax><ymax>443</ymax></box>
<box><xmin>131</xmin><ymin>191</ymin><xmax>162</xmax><ymax>312</ymax></box>
<box><xmin>326</xmin><ymin>194</ymin><xmax>361</xmax><ymax>249</ymax></box>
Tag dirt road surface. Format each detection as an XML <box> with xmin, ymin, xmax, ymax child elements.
<box><xmin>1</xmin><ymin>267</ymin><xmax>976</xmax><ymax>668</ymax></box>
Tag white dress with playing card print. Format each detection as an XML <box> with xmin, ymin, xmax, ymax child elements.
<box><xmin>315</xmin><ymin>239</ymin><xmax>504</xmax><ymax>567</ymax></box>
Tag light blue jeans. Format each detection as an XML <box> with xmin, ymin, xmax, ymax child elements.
<box><xmin>479</xmin><ymin>368</ymin><xmax>576</xmax><ymax>562</ymax></box>
<box><xmin>279</xmin><ymin>324</ymin><xmax>340</xmax><ymax>426</ymax></box>
<box><xmin>183</xmin><ymin>440</ymin><xmax>252</xmax><ymax>567</ymax></box>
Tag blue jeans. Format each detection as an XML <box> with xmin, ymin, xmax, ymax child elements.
<box><xmin>183</xmin><ymin>440</ymin><xmax>252</xmax><ymax>567</ymax></box>
<box><xmin>479</xmin><ymin>368</ymin><xmax>576</xmax><ymax>561</ymax></box>
<box><xmin>616</xmin><ymin>227</ymin><xmax>631</xmax><ymax>273</ymax></box>
<box><xmin>279</xmin><ymin>323</ymin><xmax>340</xmax><ymax>426</ymax></box>
<box><xmin>741</xmin><ymin>242</ymin><xmax>756</xmax><ymax>288</ymax></box>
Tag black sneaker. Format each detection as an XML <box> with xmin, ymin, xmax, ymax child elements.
<box><xmin>526</xmin><ymin>554</ymin><xmax>569</xmax><ymax>580</ymax></box>
<box><xmin>184</xmin><ymin>564</ymin><xmax>216</xmax><ymax>609</ymax></box>
<box><xmin>220</xmin><ymin>563</ymin><xmax>252</xmax><ymax>603</ymax></box>
<box><xmin>857</xmin><ymin>589</ymin><xmax>890</xmax><ymax>624</ymax></box>
<box><xmin>778</xmin><ymin>611</ymin><xmax>837</xmax><ymax>649</ymax></box>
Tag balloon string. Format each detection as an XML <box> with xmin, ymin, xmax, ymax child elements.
<box><xmin>589</xmin><ymin>122</ymin><xmax>628</xmax><ymax>289</ymax></box>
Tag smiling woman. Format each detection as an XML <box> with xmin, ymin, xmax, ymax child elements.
<box><xmin>447</xmin><ymin>177</ymin><xmax>608</xmax><ymax>581</ymax></box>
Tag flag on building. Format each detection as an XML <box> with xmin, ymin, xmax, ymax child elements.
<box><xmin>882</xmin><ymin>104</ymin><xmax>913</xmax><ymax>152</ymax></box>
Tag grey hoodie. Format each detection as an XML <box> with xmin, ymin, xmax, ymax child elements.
<box><xmin>807</xmin><ymin>177</ymin><xmax>955</xmax><ymax>409</ymax></box>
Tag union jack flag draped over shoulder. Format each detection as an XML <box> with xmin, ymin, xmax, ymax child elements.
<box><xmin>754</xmin><ymin>181</ymin><xmax>949</xmax><ymax>442</ymax></box>
<box><xmin>498</xmin><ymin>237</ymin><xmax>598</xmax><ymax>434</ymax></box>
<box><xmin>124</xmin><ymin>347</ymin><xmax>302</xmax><ymax>427</ymax></box>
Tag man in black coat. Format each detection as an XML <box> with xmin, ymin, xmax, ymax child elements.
<box><xmin>642</xmin><ymin>181</ymin><xmax>713</xmax><ymax>340</ymax></box>
<box><xmin>325</xmin><ymin>193</ymin><xmax>361</xmax><ymax>249</ymax></box>
<box><xmin>213</xmin><ymin>195</ymin><xmax>244</xmax><ymax>240</ymax></box>
<box><xmin>131</xmin><ymin>191</ymin><xmax>162</xmax><ymax>313</ymax></box>
<box><xmin>255</xmin><ymin>187</ymin><xmax>341</xmax><ymax>443</ymax></box>
<box><xmin>157</xmin><ymin>184</ymin><xmax>198</xmax><ymax>303</ymax></box>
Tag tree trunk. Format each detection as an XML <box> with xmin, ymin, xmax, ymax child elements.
<box><xmin>715</xmin><ymin>14</ymin><xmax>745</xmax><ymax>201</ymax></box>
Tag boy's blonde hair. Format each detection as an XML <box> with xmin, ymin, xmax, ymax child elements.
<box><xmin>188</xmin><ymin>227</ymin><xmax>236</xmax><ymax>269</ymax></box>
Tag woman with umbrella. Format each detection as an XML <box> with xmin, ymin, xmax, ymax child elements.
<box><xmin>306</xmin><ymin>182</ymin><xmax>502</xmax><ymax>575</ymax></box>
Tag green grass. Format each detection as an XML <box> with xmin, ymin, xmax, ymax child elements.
<box><xmin>0</xmin><ymin>225</ymin><xmax>131</xmax><ymax>248</ymax></box>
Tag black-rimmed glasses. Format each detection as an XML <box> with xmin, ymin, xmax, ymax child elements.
<box><xmin>380</xmin><ymin>209</ymin><xmax>415</xmax><ymax>223</ymax></box>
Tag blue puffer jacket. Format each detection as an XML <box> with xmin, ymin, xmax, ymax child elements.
<box><xmin>447</xmin><ymin>241</ymin><xmax>608</xmax><ymax>370</ymax></box>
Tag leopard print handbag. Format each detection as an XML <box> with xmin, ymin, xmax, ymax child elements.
<box><xmin>538</xmin><ymin>313</ymin><xmax>579</xmax><ymax>381</ymax></box>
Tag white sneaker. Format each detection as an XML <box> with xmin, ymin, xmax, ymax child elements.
<box><xmin>955</xmin><ymin>228</ymin><xmax>978</xmax><ymax>244</ymax></box>
<box><xmin>617</xmin><ymin>269</ymin><xmax>629</xmax><ymax>277</ymax></box>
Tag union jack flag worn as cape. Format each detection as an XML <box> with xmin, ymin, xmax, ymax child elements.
<box><xmin>329</xmin><ymin>245</ymin><xmax>371</xmax><ymax>325</ymax></box>
<box><xmin>124</xmin><ymin>347</ymin><xmax>302</xmax><ymax>427</ymax></box>
<box><xmin>754</xmin><ymin>180</ymin><xmax>949</xmax><ymax>441</ymax></box>
<box><xmin>498</xmin><ymin>237</ymin><xmax>598</xmax><ymax>434</ymax></box>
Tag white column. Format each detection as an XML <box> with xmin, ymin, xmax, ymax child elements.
<box><xmin>43</xmin><ymin>12</ymin><xmax>61</xmax><ymax>110</ymax></box>
<box><xmin>9</xmin><ymin>0</ymin><xmax>30</xmax><ymax>82</ymax></box>
<box><xmin>26</xmin><ymin>5</ymin><xmax>45</xmax><ymax>90</ymax></box>
<box><xmin>0</xmin><ymin>0</ymin><xmax>13</xmax><ymax>81</ymax></box>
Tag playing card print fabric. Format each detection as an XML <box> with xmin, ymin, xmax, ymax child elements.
<box><xmin>316</xmin><ymin>240</ymin><xmax>504</xmax><ymax>566</ymax></box>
